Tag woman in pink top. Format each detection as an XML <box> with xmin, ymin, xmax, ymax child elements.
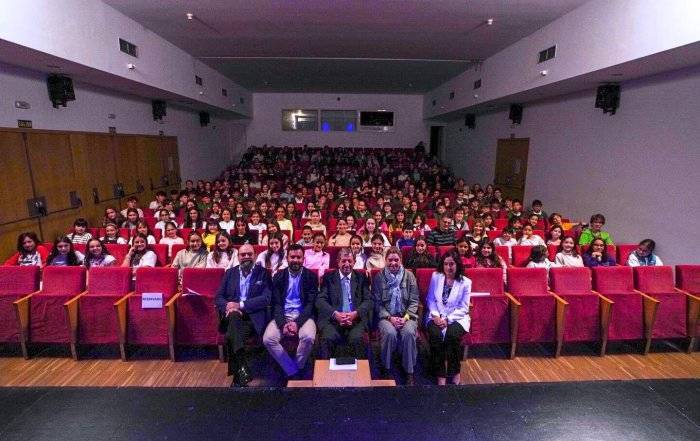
<box><xmin>303</xmin><ymin>232</ymin><xmax>330</xmax><ymax>276</ymax></box>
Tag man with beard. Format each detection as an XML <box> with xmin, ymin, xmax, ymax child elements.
<box><xmin>215</xmin><ymin>244</ymin><xmax>272</xmax><ymax>387</ymax></box>
<box><xmin>316</xmin><ymin>248</ymin><xmax>371</xmax><ymax>359</ymax></box>
<box><xmin>263</xmin><ymin>244</ymin><xmax>319</xmax><ymax>383</ymax></box>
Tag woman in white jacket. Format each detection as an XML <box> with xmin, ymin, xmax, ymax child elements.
<box><xmin>425</xmin><ymin>250</ymin><xmax>471</xmax><ymax>386</ymax></box>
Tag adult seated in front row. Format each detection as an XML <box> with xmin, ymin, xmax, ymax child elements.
<box><xmin>263</xmin><ymin>244</ymin><xmax>318</xmax><ymax>382</ymax></box>
<box><xmin>372</xmin><ymin>247</ymin><xmax>420</xmax><ymax>385</ymax></box>
<box><xmin>315</xmin><ymin>248</ymin><xmax>371</xmax><ymax>360</ymax></box>
<box><xmin>215</xmin><ymin>244</ymin><xmax>272</xmax><ymax>387</ymax></box>
<box><xmin>425</xmin><ymin>250</ymin><xmax>471</xmax><ymax>386</ymax></box>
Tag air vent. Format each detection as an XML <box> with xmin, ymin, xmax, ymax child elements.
<box><xmin>449</xmin><ymin>92</ymin><xmax>455</xmax><ymax>100</ymax></box>
<box><xmin>195</xmin><ymin>75</ymin><xmax>203</xmax><ymax>86</ymax></box>
<box><xmin>473</xmin><ymin>79</ymin><xmax>482</xmax><ymax>90</ymax></box>
<box><xmin>221</xmin><ymin>88</ymin><xmax>228</xmax><ymax>97</ymax></box>
<box><xmin>119</xmin><ymin>38</ymin><xmax>138</xmax><ymax>57</ymax></box>
<box><xmin>538</xmin><ymin>45</ymin><xmax>556</xmax><ymax>63</ymax></box>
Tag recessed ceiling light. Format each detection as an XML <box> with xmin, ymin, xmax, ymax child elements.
<box><xmin>486</xmin><ymin>18</ymin><xmax>494</xmax><ymax>26</ymax></box>
<box><xmin>186</xmin><ymin>12</ymin><xmax>194</xmax><ymax>20</ymax></box>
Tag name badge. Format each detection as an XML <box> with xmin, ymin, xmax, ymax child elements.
<box><xmin>142</xmin><ymin>292</ymin><xmax>163</xmax><ymax>308</ymax></box>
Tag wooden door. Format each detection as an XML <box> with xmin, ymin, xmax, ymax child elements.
<box><xmin>494</xmin><ymin>138</ymin><xmax>529</xmax><ymax>201</ymax></box>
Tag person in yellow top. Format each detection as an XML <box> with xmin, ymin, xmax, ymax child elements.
<box><xmin>202</xmin><ymin>220</ymin><xmax>220</xmax><ymax>251</ymax></box>
<box><xmin>274</xmin><ymin>206</ymin><xmax>294</xmax><ymax>237</ymax></box>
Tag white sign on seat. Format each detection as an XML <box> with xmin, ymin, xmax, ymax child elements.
<box><xmin>141</xmin><ymin>292</ymin><xmax>163</xmax><ymax>308</ymax></box>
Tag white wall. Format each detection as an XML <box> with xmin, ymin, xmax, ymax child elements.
<box><xmin>0</xmin><ymin>0</ymin><xmax>252</xmax><ymax>116</ymax></box>
<box><xmin>1</xmin><ymin>62</ymin><xmax>237</xmax><ymax>180</ymax></box>
<box><xmin>425</xmin><ymin>0</ymin><xmax>700</xmax><ymax>118</ymax></box>
<box><xmin>442</xmin><ymin>65</ymin><xmax>700</xmax><ymax>265</ymax></box>
<box><xmin>247</xmin><ymin>93</ymin><xmax>427</xmax><ymax>148</ymax></box>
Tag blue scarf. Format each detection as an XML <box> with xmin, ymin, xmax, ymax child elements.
<box><xmin>384</xmin><ymin>266</ymin><xmax>405</xmax><ymax>316</ymax></box>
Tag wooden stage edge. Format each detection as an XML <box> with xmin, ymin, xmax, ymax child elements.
<box><xmin>0</xmin><ymin>343</ymin><xmax>698</xmax><ymax>388</ymax></box>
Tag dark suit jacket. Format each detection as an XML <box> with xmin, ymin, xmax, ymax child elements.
<box><xmin>271</xmin><ymin>267</ymin><xmax>318</xmax><ymax>328</ymax></box>
<box><xmin>316</xmin><ymin>269</ymin><xmax>371</xmax><ymax>329</ymax></box>
<box><xmin>214</xmin><ymin>264</ymin><xmax>271</xmax><ymax>334</ymax></box>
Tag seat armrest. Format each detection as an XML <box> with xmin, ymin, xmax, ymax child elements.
<box><xmin>63</xmin><ymin>290</ymin><xmax>88</xmax><ymax>345</ymax></box>
<box><xmin>550</xmin><ymin>292</ymin><xmax>569</xmax><ymax>357</ymax></box>
<box><xmin>504</xmin><ymin>292</ymin><xmax>521</xmax><ymax>359</ymax></box>
<box><xmin>113</xmin><ymin>292</ymin><xmax>134</xmax><ymax>345</ymax></box>
<box><xmin>635</xmin><ymin>289</ymin><xmax>659</xmax><ymax>354</ymax></box>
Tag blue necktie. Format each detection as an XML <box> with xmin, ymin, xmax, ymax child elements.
<box><xmin>341</xmin><ymin>276</ymin><xmax>352</xmax><ymax>312</ymax></box>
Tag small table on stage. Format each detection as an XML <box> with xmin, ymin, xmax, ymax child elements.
<box><xmin>287</xmin><ymin>360</ymin><xmax>395</xmax><ymax>387</ymax></box>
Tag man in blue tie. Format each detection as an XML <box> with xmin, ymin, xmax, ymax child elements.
<box><xmin>316</xmin><ymin>247</ymin><xmax>371</xmax><ymax>359</ymax></box>
<box><xmin>215</xmin><ymin>244</ymin><xmax>272</xmax><ymax>387</ymax></box>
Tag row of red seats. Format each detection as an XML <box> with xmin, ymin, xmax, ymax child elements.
<box><xmin>494</xmin><ymin>244</ymin><xmax>638</xmax><ymax>267</ymax></box>
<box><xmin>0</xmin><ymin>265</ymin><xmax>697</xmax><ymax>362</ymax></box>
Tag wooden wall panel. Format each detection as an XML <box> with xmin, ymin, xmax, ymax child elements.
<box><xmin>0</xmin><ymin>131</ymin><xmax>35</xmax><ymax>223</ymax></box>
<box><xmin>26</xmin><ymin>133</ymin><xmax>77</xmax><ymax>212</ymax></box>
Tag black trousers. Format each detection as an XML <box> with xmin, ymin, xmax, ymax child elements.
<box><xmin>319</xmin><ymin>322</ymin><xmax>366</xmax><ymax>359</ymax></box>
<box><xmin>224</xmin><ymin>312</ymin><xmax>256</xmax><ymax>376</ymax></box>
<box><xmin>427</xmin><ymin>321</ymin><xmax>466</xmax><ymax>377</ymax></box>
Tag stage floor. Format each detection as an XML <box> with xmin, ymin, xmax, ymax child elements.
<box><xmin>0</xmin><ymin>380</ymin><xmax>698</xmax><ymax>440</ymax></box>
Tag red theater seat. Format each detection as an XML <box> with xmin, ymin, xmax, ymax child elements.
<box><xmin>464</xmin><ymin>268</ymin><xmax>520</xmax><ymax>359</ymax></box>
<box><xmin>550</xmin><ymin>267</ymin><xmax>613</xmax><ymax>355</ymax></box>
<box><xmin>0</xmin><ymin>266</ymin><xmax>40</xmax><ymax>356</ymax></box>
<box><xmin>506</xmin><ymin>267</ymin><xmax>567</xmax><ymax>356</ymax></box>
<box><xmin>511</xmin><ymin>245</ymin><xmax>533</xmax><ymax>267</ymax></box>
<box><xmin>114</xmin><ymin>267</ymin><xmax>178</xmax><ymax>360</ymax></box>
<box><xmin>65</xmin><ymin>267</ymin><xmax>132</xmax><ymax>359</ymax></box>
<box><xmin>616</xmin><ymin>244</ymin><xmax>637</xmax><ymax>266</ymax></box>
<box><xmin>169</xmin><ymin>268</ymin><xmax>226</xmax><ymax>361</ymax></box>
<box><xmin>14</xmin><ymin>266</ymin><xmax>86</xmax><ymax>358</ymax></box>
<box><xmin>634</xmin><ymin>266</ymin><xmax>698</xmax><ymax>352</ymax></box>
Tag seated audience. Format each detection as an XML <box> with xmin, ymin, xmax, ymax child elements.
<box><xmin>303</xmin><ymin>233</ymin><xmax>331</xmax><ymax>276</ymax></box>
<box><xmin>101</xmin><ymin>223</ymin><xmax>127</xmax><ymax>244</ymax></box>
<box><xmin>46</xmin><ymin>236</ymin><xmax>84</xmax><ymax>266</ymax></box>
<box><xmin>122</xmin><ymin>234</ymin><xmax>158</xmax><ymax>274</ymax></box>
<box><xmin>627</xmin><ymin>239</ymin><xmax>663</xmax><ymax>266</ymax></box>
<box><xmin>83</xmin><ymin>238</ymin><xmax>116</xmax><ymax>268</ymax></box>
<box><xmin>68</xmin><ymin>218</ymin><xmax>92</xmax><ymax>244</ymax></box>
<box><xmin>365</xmin><ymin>234</ymin><xmax>387</xmax><ymax>270</ymax></box>
<box><xmin>171</xmin><ymin>231</ymin><xmax>208</xmax><ymax>274</ymax></box>
<box><xmin>256</xmin><ymin>233</ymin><xmax>288</xmax><ymax>276</ymax></box>
<box><xmin>231</xmin><ymin>219</ymin><xmax>258</xmax><ymax>245</ymax></box>
<box><xmin>404</xmin><ymin>238</ymin><xmax>437</xmax><ymax>270</ymax></box>
<box><xmin>525</xmin><ymin>245</ymin><xmax>558</xmax><ymax>271</ymax></box>
<box><xmin>328</xmin><ymin>219</ymin><xmax>352</xmax><ymax>247</ymax></box>
<box><xmin>518</xmin><ymin>224</ymin><xmax>545</xmax><ymax>246</ymax></box>
<box><xmin>578</xmin><ymin>213</ymin><xmax>614</xmax><ymax>245</ymax></box>
<box><xmin>206</xmin><ymin>232</ymin><xmax>239</xmax><ymax>269</ymax></box>
<box><xmin>427</xmin><ymin>215</ymin><xmax>456</xmax><ymax>246</ymax></box>
<box><xmin>158</xmin><ymin>222</ymin><xmax>185</xmax><ymax>255</ymax></box>
<box><xmin>554</xmin><ymin>236</ymin><xmax>584</xmax><ymax>267</ymax></box>
<box><xmin>582</xmin><ymin>238</ymin><xmax>617</xmax><ymax>267</ymax></box>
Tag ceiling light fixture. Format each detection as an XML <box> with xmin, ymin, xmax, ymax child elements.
<box><xmin>486</xmin><ymin>18</ymin><xmax>494</xmax><ymax>26</ymax></box>
<box><xmin>186</xmin><ymin>12</ymin><xmax>194</xmax><ymax>20</ymax></box>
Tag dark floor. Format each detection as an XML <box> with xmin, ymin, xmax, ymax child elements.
<box><xmin>0</xmin><ymin>380</ymin><xmax>698</xmax><ymax>441</ymax></box>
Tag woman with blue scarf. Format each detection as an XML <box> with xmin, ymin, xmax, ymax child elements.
<box><xmin>371</xmin><ymin>247</ymin><xmax>420</xmax><ymax>385</ymax></box>
<box><xmin>627</xmin><ymin>239</ymin><xmax>664</xmax><ymax>266</ymax></box>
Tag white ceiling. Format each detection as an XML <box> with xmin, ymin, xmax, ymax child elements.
<box><xmin>104</xmin><ymin>0</ymin><xmax>590</xmax><ymax>93</ymax></box>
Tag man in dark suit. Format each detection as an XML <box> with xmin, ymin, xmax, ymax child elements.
<box><xmin>316</xmin><ymin>247</ymin><xmax>371</xmax><ymax>359</ymax></box>
<box><xmin>214</xmin><ymin>244</ymin><xmax>271</xmax><ymax>387</ymax></box>
<box><xmin>263</xmin><ymin>244</ymin><xmax>318</xmax><ymax>380</ymax></box>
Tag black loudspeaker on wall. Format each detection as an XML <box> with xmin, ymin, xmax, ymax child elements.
<box><xmin>199</xmin><ymin>111</ymin><xmax>210</xmax><ymax>127</ymax></box>
<box><xmin>595</xmin><ymin>84</ymin><xmax>620</xmax><ymax>115</ymax></box>
<box><xmin>152</xmin><ymin>100</ymin><xmax>167</xmax><ymax>121</ymax></box>
<box><xmin>465</xmin><ymin>113</ymin><xmax>476</xmax><ymax>129</ymax></box>
<box><xmin>47</xmin><ymin>75</ymin><xmax>75</xmax><ymax>108</ymax></box>
<box><xmin>509</xmin><ymin>104</ymin><xmax>523</xmax><ymax>125</ymax></box>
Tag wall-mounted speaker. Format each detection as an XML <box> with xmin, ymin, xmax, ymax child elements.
<box><xmin>595</xmin><ymin>84</ymin><xmax>620</xmax><ymax>115</ymax></box>
<box><xmin>509</xmin><ymin>104</ymin><xmax>523</xmax><ymax>125</ymax></box>
<box><xmin>465</xmin><ymin>113</ymin><xmax>476</xmax><ymax>129</ymax></box>
<box><xmin>47</xmin><ymin>75</ymin><xmax>75</xmax><ymax>108</ymax></box>
<box><xmin>199</xmin><ymin>111</ymin><xmax>210</xmax><ymax>127</ymax></box>
<box><xmin>152</xmin><ymin>100</ymin><xmax>167</xmax><ymax>121</ymax></box>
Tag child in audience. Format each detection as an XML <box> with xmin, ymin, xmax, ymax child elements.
<box><xmin>372</xmin><ymin>210</ymin><xmax>389</xmax><ymax>232</ymax></box>
<box><xmin>295</xmin><ymin>225</ymin><xmax>314</xmax><ymax>247</ymax></box>
<box><xmin>202</xmin><ymin>221</ymin><xmax>220</xmax><ymax>251</ymax></box>
<box><xmin>582</xmin><ymin>238</ymin><xmax>617</xmax><ymax>267</ymax></box>
<box><xmin>508</xmin><ymin>199</ymin><xmax>524</xmax><ymax>220</ymax></box>
<box><xmin>507</xmin><ymin>216</ymin><xmax>523</xmax><ymax>233</ymax></box>
<box><xmin>130</xmin><ymin>221</ymin><xmax>156</xmax><ymax>245</ymax></box>
<box><xmin>527</xmin><ymin>200</ymin><xmax>548</xmax><ymax>222</ymax></box>
<box><xmin>46</xmin><ymin>236</ymin><xmax>85</xmax><ymax>266</ymax></box>
<box><xmin>349</xmin><ymin>234</ymin><xmax>368</xmax><ymax>270</ymax></box>
<box><xmin>404</xmin><ymin>238</ymin><xmax>437</xmax><ymax>270</ymax></box>
<box><xmin>231</xmin><ymin>219</ymin><xmax>258</xmax><ymax>245</ymax></box>
<box><xmin>171</xmin><ymin>231</ymin><xmax>208</xmax><ymax>275</ymax></box>
<box><xmin>452</xmin><ymin>207</ymin><xmax>469</xmax><ymax>231</ymax></box>
<box><xmin>526</xmin><ymin>213</ymin><xmax>540</xmax><ymax>230</ymax></box>
<box><xmin>627</xmin><ymin>239</ymin><xmax>663</xmax><ymax>266</ymax></box>
<box><xmin>181</xmin><ymin>208</ymin><xmax>206</xmax><ymax>230</ymax></box>
<box><xmin>304</xmin><ymin>209</ymin><xmax>327</xmax><ymax>236</ymax></box>
<box><xmin>256</xmin><ymin>233</ymin><xmax>287</xmax><ymax>276</ymax></box>
<box><xmin>247</xmin><ymin>210</ymin><xmax>267</xmax><ymax>242</ymax></box>
<box><xmin>123</xmin><ymin>234</ymin><xmax>158</xmax><ymax>275</ymax></box>
<box><xmin>83</xmin><ymin>238</ymin><xmax>116</xmax><ymax>268</ymax></box>
<box><xmin>218</xmin><ymin>208</ymin><xmax>236</xmax><ymax>232</ymax></box>
<box><xmin>5</xmin><ymin>232</ymin><xmax>49</xmax><ymax>266</ymax></box>
<box><xmin>365</xmin><ymin>234</ymin><xmax>387</xmax><ymax>270</ymax></box>
<box><xmin>493</xmin><ymin>228</ymin><xmax>517</xmax><ymax>248</ymax></box>
<box><xmin>518</xmin><ymin>224</ymin><xmax>546</xmax><ymax>246</ymax></box>
<box><xmin>474</xmin><ymin>242</ymin><xmax>508</xmax><ymax>282</ymax></box>
<box><xmin>554</xmin><ymin>236</ymin><xmax>584</xmax><ymax>267</ymax></box>
<box><xmin>154</xmin><ymin>209</ymin><xmax>172</xmax><ymax>234</ymax></box>
<box><xmin>360</xmin><ymin>218</ymin><xmax>390</xmax><ymax>247</ymax></box>
<box><xmin>525</xmin><ymin>245</ymin><xmax>558</xmax><ymax>271</ymax></box>
<box><xmin>328</xmin><ymin>219</ymin><xmax>352</xmax><ymax>247</ymax></box>
<box><xmin>547</xmin><ymin>225</ymin><xmax>563</xmax><ymax>247</ymax></box>
<box><xmin>121</xmin><ymin>208</ymin><xmax>140</xmax><ymax>230</ymax></box>
<box><xmin>206</xmin><ymin>232</ymin><xmax>239</xmax><ymax>269</ymax></box>
<box><xmin>120</xmin><ymin>196</ymin><xmax>144</xmax><ymax>219</ymax></box>
<box><xmin>396</xmin><ymin>227</ymin><xmax>416</xmax><ymax>249</ymax></box>
<box><xmin>303</xmin><ymin>233</ymin><xmax>330</xmax><ymax>276</ymax></box>
<box><xmin>158</xmin><ymin>221</ymin><xmax>184</xmax><ymax>255</ymax></box>
<box><xmin>149</xmin><ymin>191</ymin><xmax>167</xmax><ymax>212</ymax></box>
<box><xmin>481</xmin><ymin>213</ymin><xmax>495</xmax><ymax>232</ymax></box>
<box><xmin>455</xmin><ymin>237</ymin><xmax>476</xmax><ymax>268</ymax></box>
<box><xmin>103</xmin><ymin>206</ymin><xmax>125</xmax><ymax>227</ymax></box>
<box><xmin>412</xmin><ymin>214</ymin><xmax>431</xmax><ymax>236</ymax></box>
<box><xmin>578</xmin><ymin>213</ymin><xmax>614</xmax><ymax>245</ymax></box>
<box><xmin>100</xmin><ymin>223</ymin><xmax>127</xmax><ymax>244</ymax></box>
<box><xmin>68</xmin><ymin>218</ymin><xmax>92</xmax><ymax>244</ymax></box>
